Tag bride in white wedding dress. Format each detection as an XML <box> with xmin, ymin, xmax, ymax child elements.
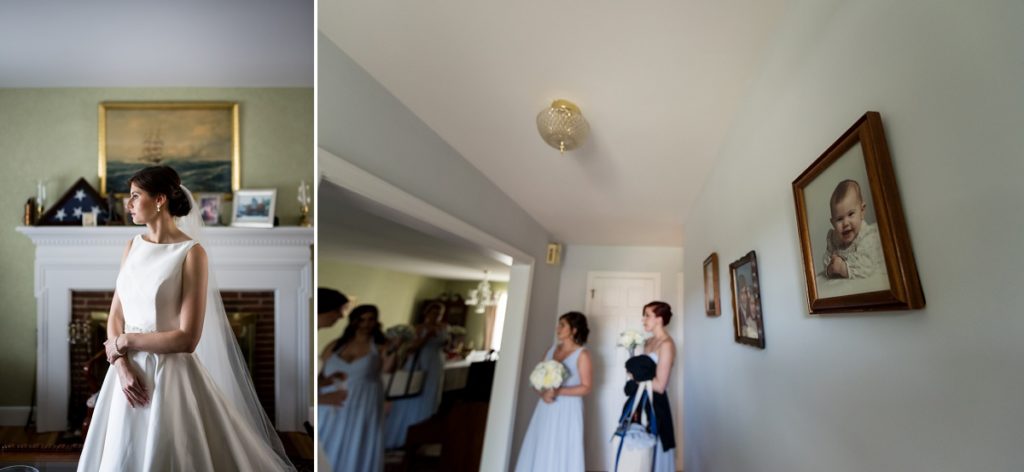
<box><xmin>78</xmin><ymin>166</ymin><xmax>295</xmax><ymax>471</ymax></box>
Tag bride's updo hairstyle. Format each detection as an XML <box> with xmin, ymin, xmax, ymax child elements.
<box><xmin>128</xmin><ymin>166</ymin><xmax>192</xmax><ymax>217</ymax></box>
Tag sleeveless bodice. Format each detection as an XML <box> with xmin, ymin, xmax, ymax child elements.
<box><xmin>547</xmin><ymin>344</ymin><xmax>584</xmax><ymax>388</ymax></box>
<box><xmin>322</xmin><ymin>342</ymin><xmax>382</xmax><ymax>384</ymax></box>
<box><xmin>115</xmin><ymin>235</ymin><xmax>199</xmax><ymax>334</ymax></box>
<box><xmin>320</xmin><ymin>342</ymin><xmax>385</xmax><ymax>471</ymax></box>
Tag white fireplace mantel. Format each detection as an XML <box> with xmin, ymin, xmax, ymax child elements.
<box><xmin>17</xmin><ymin>226</ymin><xmax>313</xmax><ymax>432</ymax></box>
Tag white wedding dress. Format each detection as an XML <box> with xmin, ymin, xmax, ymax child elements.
<box><xmin>79</xmin><ymin>190</ymin><xmax>295</xmax><ymax>471</ymax></box>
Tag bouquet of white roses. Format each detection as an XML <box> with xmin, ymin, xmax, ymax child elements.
<box><xmin>385</xmin><ymin>324</ymin><xmax>415</xmax><ymax>343</ymax></box>
<box><xmin>529</xmin><ymin>360</ymin><xmax>570</xmax><ymax>391</ymax></box>
<box><xmin>618</xmin><ymin>329</ymin><xmax>646</xmax><ymax>356</ymax></box>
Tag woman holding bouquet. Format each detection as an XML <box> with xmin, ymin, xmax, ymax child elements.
<box><xmin>383</xmin><ymin>301</ymin><xmax>449</xmax><ymax>449</ymax></box>
<box><xmin>639</xmin><ymin>301</ymin><xmax>677</xmax><ymax>472</ymax></box>
<box><xmin>514</xmin><ymin>311</ymin><xmax>592</xmax><ymax>472</ymax></box>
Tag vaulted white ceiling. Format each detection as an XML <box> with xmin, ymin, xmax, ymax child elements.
<box><xmin>0</xmin><ymin>1</ymin><xmax>312</xmax><ymax>87</ymax></box>
<box><xmin>320</xmin><ymin>0</ymin><xmax>785</xmax><ymax>245</ymax></box>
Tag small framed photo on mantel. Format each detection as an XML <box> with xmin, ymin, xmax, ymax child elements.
<box><xmin>196</xmin><ymin>193</ymin><xmax>223</xmax><ymax>226</ymax></box>
<box><xmin>792</xmin><ymin>112</ymin><xmax>925</xmax><ymax>314</ymax></box>
<box><xmin>231</xmin><ymin>189</ymin><xmax>276</xmax><ymax>228</ymax></box>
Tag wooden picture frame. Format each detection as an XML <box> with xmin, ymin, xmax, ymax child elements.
<box><xmin>792</xmin><ymin>112</ymin><xmax>924</xmax><ymax>314</ymax></box>
<box><xmin>730</xmin><ymin>251</ymin><xmax>765</xmax><ymax>349</ymax></box>
<box><xmin>99</xmin><ymin>102</ymin><xmax>240</xmax><ymax>197</ymax></box>
<box><xmin>231</xmin><ymin>189</ymin><xmax>276</xmax><ymax>228</ymax></box>
<box><xmin>703</xmin><ymin>253</ymin><xmax>721</xmax><ymax>316</ymax></box>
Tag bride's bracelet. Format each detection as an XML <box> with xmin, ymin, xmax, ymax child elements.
<box><xmin>115</xmin><ymin>334</ymin><xmax>127</xmax><ymax>355</ymax></box>
<box><xmin>106</xmin><ymin>334</ymin><xmax>128</xmax><ymax>364</ymax></box>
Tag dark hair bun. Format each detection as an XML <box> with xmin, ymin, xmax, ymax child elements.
<box><xmin>166</xmin><ymin>186</ymin><xmax>192</xmax><ymax>217</ymax></box>
<box><xmin>560</xmin><ymin>311</ymin><xmax>590</xmax><ymax>345</ymax></box>
<box><xmin>127</xmin><ymin>166</ymin><xmax>192</xmax><ymax>217</ymax></box>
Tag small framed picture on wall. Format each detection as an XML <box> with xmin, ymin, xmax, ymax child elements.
<box><xmin>231</xmin><ymin>189</ymin><xmax>276</xmax><ymax>228</ymax></box>
<box><xmin>703</xmin><ymin>253</ymin><xmax>720</xmax><ymax>316</ymax></box>
<box><xmin>730</xmin><ymin>251</ymin><xmax>765</xmax><ymax>349</ymax></box>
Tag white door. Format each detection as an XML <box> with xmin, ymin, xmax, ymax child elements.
<box><xmin>583</xmin><ymin>272</ymin><xmax>661</xmax><ymax>471</ymax></box>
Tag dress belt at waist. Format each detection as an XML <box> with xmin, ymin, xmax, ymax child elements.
<box><xmin>125</xmin><ymin>324</ymin><xmax>157</xmax><ymax>334</ymax></box>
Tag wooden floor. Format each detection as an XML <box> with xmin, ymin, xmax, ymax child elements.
<box><xmin>0</xmin><ymin>426</ymin><xmax>313</xmax><ymax>471</ymax></box>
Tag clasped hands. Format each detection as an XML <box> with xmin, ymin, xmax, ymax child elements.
<box><xmin>104</xmin><ymin>334</ymin><xmax>150</xmax><ymax>408</ymax></box>
<box><xmin>104</xmin><ymin>334</ymin><xmax>127</xmax><ymax>364</ymax></box>
<box><xmin>538</xmin><ymin>387</ymin><xmax>559</xmax><ymax>404</ymax></box>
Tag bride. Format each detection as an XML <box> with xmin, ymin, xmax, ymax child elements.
<box><xmin>78</xmin><ymin>166</ymin><xmax>295</xmax><ymax>471</ymax></box>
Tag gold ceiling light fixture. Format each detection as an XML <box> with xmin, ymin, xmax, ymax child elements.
<box><xmin>536</xmin><ymin>99</ymin><xmax>589</xmax><ymax>154</ymax></box>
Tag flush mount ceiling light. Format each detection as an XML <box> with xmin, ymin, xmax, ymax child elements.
<box><xmin>536</xmin><ymin>99</ymin><xmax>590</xmax><ymax>154</ymax></box>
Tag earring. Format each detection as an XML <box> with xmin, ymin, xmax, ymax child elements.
<box><xmin>157</xmin><ymin>204</ymin><xmax>162</xmax><ymax>213</ymax></box>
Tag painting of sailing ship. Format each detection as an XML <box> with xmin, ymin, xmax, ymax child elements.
<box><xmin>100</xmin><ymin>102</ymin><xmax>238</xmax><ymax>196</ymax></box>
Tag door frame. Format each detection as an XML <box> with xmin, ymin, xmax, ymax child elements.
<box><xmin>318</xmin><ymin>148</ymin><xmax>536</xmax><ymax>470</ymax></box>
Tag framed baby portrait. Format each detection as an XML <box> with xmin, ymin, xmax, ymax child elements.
<box><xmin>792</xmin><ymin>112</ymin><xmax>925</xmax><ymax>314</ymax></box>
<box><xmin>703</xmin><ymin>253</ymin><xmax>721</xmax><ymax>316</ymax></box>
<box><xmin>729</xmin><ymin>251</ymin><xmax>765</xmax><ymax>349</ymax></box>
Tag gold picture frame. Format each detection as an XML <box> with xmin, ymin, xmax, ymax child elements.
<box><xmin>98</xmin><ymin>101</ymin><xmax>240</xmax><ymax>197</ymax></box>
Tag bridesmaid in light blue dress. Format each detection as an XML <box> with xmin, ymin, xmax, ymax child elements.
<box><xmin>318</xmin><ymin>305</ymin><xmax>396</xmax><ymax>472</ymax></box>
<box><xmin>515</xmin><ymin>312</ymin><xmax>592</xmax><ymax>472</ymax></box>
<box><xmin>641</xmin><ymin>301</ymin><xmax>678</xmax><ymax>472</ymax></box>
<box><xmin>383</xmin><ymin>302</ymin><xmax>448</xmax><ymax>449</ymax></box>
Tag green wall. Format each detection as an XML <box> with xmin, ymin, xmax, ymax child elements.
<box><xmin>0</xmin><ymin>88</ymin><xmax>313</xmax><ymax>407</ymax></box>
<box><xmin>317</xmin><ymin>260</ymin><xmax>449</xmax><ymax>354</ymax></box>
<box><xmin>316</xmin><ymin>260</ymin><xmax>507</xmax><ymax>356</ymax></box>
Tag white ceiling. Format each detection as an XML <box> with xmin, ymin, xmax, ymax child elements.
<box><xmin>319</xmin><ymin>180</ymin><xmax>511</xmax><ymax>281</ymax></box>
<box><xmin>0</xmin><ymin>0</ymin><xmax>312</xmax><ymax>87</ymax></box>
<box><xmin>320</xmin><ymin>0</ymin><xmax>785</xmax><ymax>245</ymax></box>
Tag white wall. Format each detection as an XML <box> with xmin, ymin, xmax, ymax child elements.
<box><xmin>550</xmin><ymin>245</ymin><xmax>685</xmax><ymax>468</ymax></box>
<box><xmin>318</xmin><ymin>34</ymin><xmax>563</xmax><ymax>469</ymax></box>
<box><xmin>682</xmin><ymin>1</ymin><xmax>1024</xmax><ymax>471</ymax></box>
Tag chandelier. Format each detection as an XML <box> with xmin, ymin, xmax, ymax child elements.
<box><xmin>465</xmin><ymin>270</ymin><xmax>499</xmax><ymax>314</ymax></box>
<box><xmin>536</xmin><ymin>99</ymin><xmax>590</xmax><ymax>154</ymax></box>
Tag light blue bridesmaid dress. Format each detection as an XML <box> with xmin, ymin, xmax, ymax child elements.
<box><xmin>318</xmin><ymin>343</ymin><xmax>384</xmax><ymax>472</ymax></box>
<box><xmin>383</xmin><ymin>326</ymin><xmax>446</xmax><ymax>449</ymax></box>
<box><xmin>514</xmin><ymin>345</ymin><xmax>586</xmax><ymax>472</ymax></box>
<box><xmin>647</xmin><ymin>351</ymin><xmax>675</xmax><ymax>472</ymax></box>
